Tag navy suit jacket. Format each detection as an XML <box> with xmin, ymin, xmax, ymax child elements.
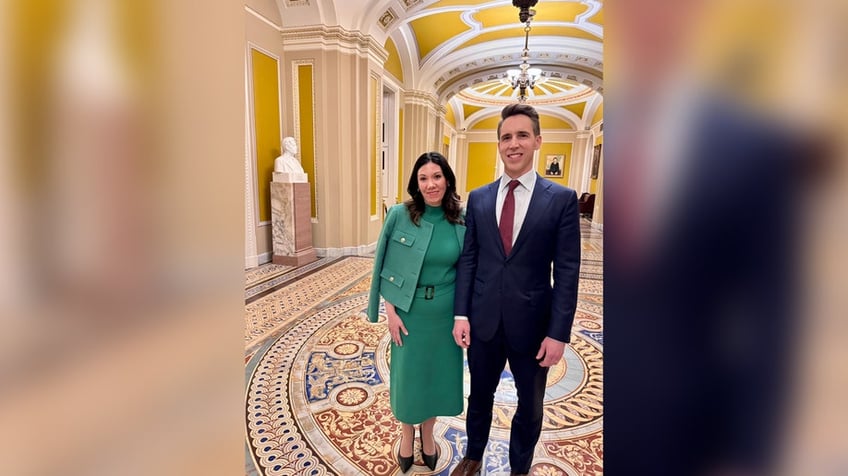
<box><xmin>454</xmin><ymin>174</ymin><xmax>581</xmax><ymax>354</ymax></box>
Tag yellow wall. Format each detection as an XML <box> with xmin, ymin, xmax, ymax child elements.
<box><xmin>466</xmin><ymin>142</ymin><xmax>497</xmax><ymax>191</ymax></box>
<box><xmin>560</xmin><ymin>103</ymin><xmax>585</xmax><ymax>122</ymax></box>
<box><xmin>398</xmin><ymin>109</ymin><xmax>404</xmax><ymax>204</ymax></box>
<box><xmin>540</xmin><ymin>115</ymin><xmax>574</xmax><ymax>131</ymax></box>
<box><xmin>590</xmin><ymin>102</ymin><xmax>603</xmax><ymax>126</ymax></box>
<box><xmin>410</xmin><ymin>12</ymin><xmax>469</xmax><ymax>59</ymax></box>
<box><xmin>370</xmin><ymin>76</ymin><xmax>378</xmax><ymax>216</ymax></box>
<box><xmin>463</xmin><ymin>104</ymin><xmax>485</xmax><ymax>120</ymax></box>
<box><xmin>383</xmin><ymin>37</ymin><xmax>404</xmax><ymax>82</ymax></box>
<box><xmin>296</xmin><ymin>64</ymin><xmax>316</xmax><ymax>217</ymax></box>
<box><xmin>538</xmin><ymin>143</ymin><xmax>572</xmax><ymax>185</ymax></box>
<box><xmin>444</xmin><ymin>103</ymin><xmax>456</xmax><ymax>128</ymax></box>
<box><xmin>251</xmin><ymin>48</ymin><xmax>281</xmax><ymax>222</ymax></box>
<box><xmin>469</xmin><ymin>115</ymin><xmax>501</xmax><ymax>131</ymax></box>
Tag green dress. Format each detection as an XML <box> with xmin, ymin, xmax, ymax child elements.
<box><xmin>390</xmin><ymin>205</ymin><xmax>463</xmax><ymax>424</ymax></box>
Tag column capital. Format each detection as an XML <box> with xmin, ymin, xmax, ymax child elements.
<box><xmin>404</xmin><ymin>90</ymin><xmax>440</xmax><ymax>111</ymax></box>
<box><xmin>575</xmin><ymin>130</ymin><xmax>593</xmax><ymax>139</ymax></box>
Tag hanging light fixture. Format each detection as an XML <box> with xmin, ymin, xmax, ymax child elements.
<box><xmin>509</xmin><ymin>0</ymin><xmax>542</xmax><ymax>103</ymax></box>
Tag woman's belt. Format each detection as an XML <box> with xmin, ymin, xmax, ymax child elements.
<box><xmin>414</xmin><ymin>281</ymin><xmax>455</xmax><ymax>300</ymax></box>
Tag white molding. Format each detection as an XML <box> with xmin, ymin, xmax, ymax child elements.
<box><xmin>244</xmin><ymin>57</ymin><xmax>258</xmax><ymax>270</ymax></box>
<box><xmin>316</xmin><ymin>243</ymin><xmax>377</xmax><ymax>258</ymax></box>
<box><xmin>371</xmin><ymin>71</ymin><xmax>383</xmax><ymax>220</ymax></box>
<box><xmin>403</xmin><ymin>90</ymin><xmax>440</xmax><ymax>116</ymax></box>
<box><xmin>244</xmin><ymin>5</ymin><xmax>282</xmax><ymax>32</ymax></box>
<box><xmin>245</xmin><ymin>253</ymin><xmax>261</xmax><ymax>269</ymax></box>
<box><xmin>248</xmin><ymin>42</ymin><xmax>280</xmax><ymax>62</ymax></box>
<box><xmin>581</xmin><ymin>132</ymin><xmax>595</xmax><ymax>193</ymax></box>
<box><xmin>247</xmin><ymin>43</ymin><xmax>281</xmax><ymax>232</ymax></box>
<box><xmin>281</xmin><ymin>25</ymin><xmax>389</xmax><ymax>65</ymax></box>
<box><xmin>381</xmin><ymin>80</ymin><xmax>401</xmax><ymax>205</ymax></box>
<box><xmin>257</xmin><ymin>251</ymin><xmax>273</xmax><ymax>265</ymax></box>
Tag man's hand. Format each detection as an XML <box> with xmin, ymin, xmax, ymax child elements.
<box><xmin>452</xmin><ymin>320</ymin><xmax>471</xmax><ymax>349</ymax></box>
<box><xmin>535</xmin><ymin>337</ymin><xmax>566</xmax><ymax>367</ymax></box>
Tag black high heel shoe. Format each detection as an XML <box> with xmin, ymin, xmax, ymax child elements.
<box><xmin>397</xmin><ymin>448</ymin><xmax>413</xmax><ymax>473</ymax></box>
<box><xmin>419</xmin><ymin>433</ymin><xmax>439</xmax><ymax>471</ymax></box>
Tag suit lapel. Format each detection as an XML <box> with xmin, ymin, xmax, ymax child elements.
<box><xmin>481</xmin><ymin>181</ymin><xmax>506</xmax><ymax>257</ymax></box>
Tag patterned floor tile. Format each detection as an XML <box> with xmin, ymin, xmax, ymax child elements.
<box><xmin>247</xmin><ymin>224</ymin><xmax>603</xmax><ymax>475</ymax></box>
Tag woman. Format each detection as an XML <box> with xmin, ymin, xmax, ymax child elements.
<box><xmin>367</xmin><ymin>152</ymin><xmax>465</xmax><ymax>473</ymax></box>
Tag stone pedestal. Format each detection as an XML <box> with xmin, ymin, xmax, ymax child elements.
<box><xmin>270</xmin><ymin>180</ymin><xmax>317</xmax><ymax>267</ymax></box>
<box><xmin>273</xmin><ymin>171</ymin><xmax>308</xmax><ymax>183</ymax></box>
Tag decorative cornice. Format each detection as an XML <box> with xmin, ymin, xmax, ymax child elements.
<box><xmin>281</xmin><ymin>25</ymin><xmax>388</xmax><ymax>65</ymax></box>
<box><xmin>431</xmin><ymin>51</ymin><xmax>602</xmax><ymax>100</ymax></box>
<box><xmin>404</xmin><ymin>90</ymin><xmax>440</xmax><ymax>110</ymax></box>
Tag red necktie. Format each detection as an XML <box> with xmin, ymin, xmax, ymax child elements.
<box><xmin>499</xmin><ymin>180</ymin><xmax>520</xmax><ymax>255</ymax></box>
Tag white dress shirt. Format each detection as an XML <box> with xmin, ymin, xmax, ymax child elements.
<box><xmin>495</xmin><ymin>170</ymin><xmax>537</xmax><ymax>247</ymax></box>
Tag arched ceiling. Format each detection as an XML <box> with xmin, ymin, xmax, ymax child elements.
<box><xmin>278</xmin><ymin>0</ymin><xmax>603</xmax><ymax>129</ymax></box>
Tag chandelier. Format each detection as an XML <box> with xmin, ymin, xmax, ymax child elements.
<box><xmin>509</xmin><ymin>0</ymin><xmax>542</xmax><ymax>103</ymax></box>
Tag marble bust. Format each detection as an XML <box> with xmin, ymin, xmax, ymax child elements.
<box><xmin>274</xmin><ymin>137</ymin><xmax>305</xmax><ymax>174</ymax></box>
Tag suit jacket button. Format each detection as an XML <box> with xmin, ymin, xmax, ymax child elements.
<box><xmin>389</xmin><ymin>276</ymin><xmax>395</xmax><ymax>282</ymax></box>
<box><xmin>400</xmin><ymin>237</ymin><xmax>406</xmax><ymax>243</ymax></box>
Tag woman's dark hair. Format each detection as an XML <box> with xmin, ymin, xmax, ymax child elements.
<box><xmin>404</xmin><ymin>152</ymin><xmax>463</xmax><ymax>226</ymax></box>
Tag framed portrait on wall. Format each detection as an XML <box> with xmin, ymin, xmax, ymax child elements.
<box><xmin>591</xmin><ymin>144</ymin><xmax>602</xmax><ymax>179</ymax></box>
<box><xmin>544</xmin><ymin>154</ymin><xmax>564</xmax><ymax>177</ymax></box>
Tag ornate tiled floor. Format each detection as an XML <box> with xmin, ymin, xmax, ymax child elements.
<box><xmin>246</xmin><ymin>220</ymin><xmax>603</xmax><ymax>475</ymax></box>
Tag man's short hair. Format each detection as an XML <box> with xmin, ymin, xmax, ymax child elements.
<box><xmin>497</xmin><ymin>103</ymin><xmax>541</xmax><ymax>137</ymax></box>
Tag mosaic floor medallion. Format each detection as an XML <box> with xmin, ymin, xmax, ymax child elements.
<box><xmin>247</xmin><ymin>291</ymin><xmax>602</xmax><ymax>475</ymax></box>
<box><xmin>248</xmin><ymin>223</ymin><xmax>603</xmax><ymax>475</ymax></box>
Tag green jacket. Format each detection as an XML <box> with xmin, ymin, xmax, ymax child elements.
<box><xmin>367</xmin><ymin>204</ymin><xmax>466</xmax><ymax>322</ymax></box>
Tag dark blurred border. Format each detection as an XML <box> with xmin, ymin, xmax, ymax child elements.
<box><xmin>603</xmin><ymin>0</ymin><xmax>847</xmax><ymax>475</ymax></box>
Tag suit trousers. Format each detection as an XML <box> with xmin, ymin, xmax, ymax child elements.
<box><xmin>465</xmin><ymin>321</ymin><xmax>549</xmax><ymax>473</ymax></box>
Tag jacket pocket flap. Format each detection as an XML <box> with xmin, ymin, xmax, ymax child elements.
<box><xmin>391</xmin><ymin>230</ymin><xmax>415</xmax><ymax>247</ymax></box>
<box><xmin>380</xmin><ymin>268</ymin><xmax>405</xmax><ymax>287</ymax></box>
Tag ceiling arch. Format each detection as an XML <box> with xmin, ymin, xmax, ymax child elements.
<box><xmin>387</xmin><ymin>0</ymin><xmax>603</xmax><ymax>114</ymax></box>
<box><xmin>277</xmin><ymin>0</ymin><xmax>604</xmax><ymax>120</ymax></box>
<box><xmin>458</xmin><ymin>100</ymin><xmax>584</xmax><ymax>131</ymax></box>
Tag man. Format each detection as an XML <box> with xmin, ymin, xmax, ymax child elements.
<box><xmin>547</xmin><ymin>157</ymin><xmax>560</xmax><ymax>176</ymax></box>
<box><xmin>451</xmin><ymin>103</ymin><xmax>581</xmax><ymax>476</ymax></box>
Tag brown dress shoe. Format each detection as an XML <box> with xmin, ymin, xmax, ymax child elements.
<box><xmin>450</xmin><ymin>457</ymin><xmax>482</xmax><ymax>476</ymax></box>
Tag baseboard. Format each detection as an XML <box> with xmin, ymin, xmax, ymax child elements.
<box><xmin>257</xmin><ymin>251</ymin><xmax>272</xmax><ymax>265</ymax></box>
<box><xmin>315</xmin><ymin>242</ymin><xmax>377</xmax><ymax>258</ymax></box>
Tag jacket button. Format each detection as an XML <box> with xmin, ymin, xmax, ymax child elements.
<box><xmin>389</xmin><ymin>276</ymin><xmax>395</xmax><ymax>282</ymax></box>
<box><xmin>400</xmin><ymin>237</ymin><xmax>406</xmax><ymax>243</ymax></box>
